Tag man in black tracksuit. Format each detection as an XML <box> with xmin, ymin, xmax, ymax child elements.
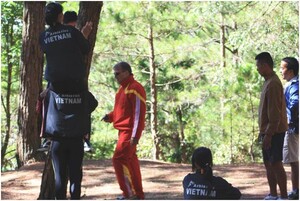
<box><xmin>39</xmin><ymin>10</ymin><xmax>90</xmax><ymax>93</ymax></box>
<box><xmin>44</xmin><ymin>89</ymin><xmax>97</xmax><ymax>199</ymax></box>
<box><xmin>39</xmin><ymin>2</ymin><xmax>94</xmax><ymax>199</ymax></box>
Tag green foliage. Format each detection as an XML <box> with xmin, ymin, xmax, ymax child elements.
<box><xmin>92</xmin><ymin>1</ymin><xmax>298</xmax><ymax>165</ymax></box>
<box><xmin>1</xmin><ymin>1</ymin><xmax>23</xmax><ymax>171</ymax></box>
<box><xmin>61</xmin><ymin>1</ymin><xmax>79</xmax><ymax>12</ymax></box>
<box><xmin>1</xmin><ymin>1</ymin><xmax>23</xmax><ymax>91</ymax></box>
<box><xmin>84</xmin><ymin>135</ymin><xmax>116</xmax><ymax>160</ymax></box>
<box><xmin>1</xmin><ymin>1</ymin><xmax>299</xmax><ymax>170</ymax></box>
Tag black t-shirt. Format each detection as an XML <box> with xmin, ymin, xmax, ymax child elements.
<box><xmin>183</xmin><ymin>172</ymin><xmax>241</xmax><ymax>200</ymax></box>
<box><xmin>39</xmin><ymin>24</ymin><xmax>90</xmax><ymax>82</ymax></box>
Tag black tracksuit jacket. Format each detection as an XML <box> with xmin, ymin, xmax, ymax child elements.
<box><xmin>183</xmin><ymin>172</ymin><xmax>241</xmax><ymax>200</ymax></box>
<box><xmin>39</xmin><ymin>23</ymin><xmax>90</xmax><ymax>82</ymax></box>
<box><xmin>44</xmin><ymin>90</ymin><xmax>98</xmax><ymax>138</ymax></box>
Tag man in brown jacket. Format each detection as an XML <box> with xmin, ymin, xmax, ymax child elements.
<box><xmin>256</xmin><ymin>52</ymin><xmax>288</xmax><ymax>200</ymax></box>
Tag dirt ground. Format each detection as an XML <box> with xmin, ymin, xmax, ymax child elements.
<box><xmin>1</xmin><ymin>159</ymin><xmax>292</xmax><ymax>200</ymax></box>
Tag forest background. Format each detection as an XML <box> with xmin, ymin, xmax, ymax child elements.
<box><xmin>1</xmin><ymin>1</ymin><xmax>299</xmax><ymax>171</ymax></box>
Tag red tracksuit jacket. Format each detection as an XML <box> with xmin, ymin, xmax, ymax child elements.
<box><xmin>107</xmin><ymin>75</ymin><xmax>146</xmax><ymax>140</ymax></box>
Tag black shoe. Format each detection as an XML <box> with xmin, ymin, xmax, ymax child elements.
<box><xmin>288</xmin><ymin>189</ymin><xmax>299</xmax><ymax>200</ymax></box>
<box><xmin>37</xmin><ymin>140</ymin><xmax>51</xmax><ymax>152</ymax></box>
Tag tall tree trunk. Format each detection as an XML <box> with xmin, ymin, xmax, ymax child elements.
<box><xmin>232</xmin><ymin>22</ymin><xmax>239</xmax><ymax>68</ymax></box>
<box><xmin>38</xmin><ymin>2</ymin><xmax>103</xmax><ymax>199</ymax></box>
<box><xmin>229</xmin><ymin>98</ymin><xmax>233</xmax><ymax>164</ymax></box>
<box><xmin>148</xmin><ymin>24</ymin><xmax>160</xmax><ymax>160</ymax></box>
<box><xmin>17</xmin><ymin>1</ymin><xmax>45</xmax><ymax>167</ymax></box>
<box><xmin>1</xmin><ymin>25</ymin><xmax>14</xmax><ymax>168</ymax></box>
<box><xmin>249</xmin><ymin>90</ymin><xmax>257</xmax><ymax>162</ymax></box>
<box><xmin>176</xmin><ymin>106</ymin><xmax>187</xmax><ymax>163</ymax></box>
<box><xmin>219</xmin><ymin>12</ymin><xmax>226</xmax><ymax>135</ymax></box>
<box><xmin>38</xmin><ymin>149</ymin><xmax>55</xmax><ymax>200</ymax></box>
<box><xmin>77</xmin><ymin>1</ymin><xmax>103</xmax><ymax>83</ymax></box>
<box><xmin>220</xmin><ymin>12</ymin><xmax>226</xmax><ymax>68</ymax></box>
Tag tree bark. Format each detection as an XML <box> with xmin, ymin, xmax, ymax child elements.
<box><xmin>249</xmin><ymin>90</ymin><xmax>257</xmax><ymax>162</ymax></box>
<box><xmin>219</xmin><ymin>12</ymin><xmax>226</xmax><ymax>136</ymax></box>
<box><xmin>148</xmin><ymin>24</ymin><xmax>160</xmax><ymax>160</ymax></box>
<box><xmin>176</xmin><ymin>106</ymin><xmax>187</xmax><ymax>163</ymax></box>
<box><xmin>220</xmin><ymin>12</ymin><xmax>226</xmax><ymax>68</ymax></box>
<box><xmin>17</xmin><ymin>1</ymin><xmax>45</xmax><ymax>167</ymax></box>
<box><xmin>37</xmin><ymin>150</ymin><xmax>55</xmax><ymax>200</ymax></box>
<box><xmin>77</xmin><ymin>1</ymin><xmax>103</xmax><ymax>82</ymax></box>
<box><xmin>1</xmin><ymin>22</ymin><xmax>14</xmax><ymax>168</ymax></box>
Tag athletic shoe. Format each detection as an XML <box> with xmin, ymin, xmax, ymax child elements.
<box><xmin>37</xmin><ymin>139</ymin><xmax>51</xmax><ymax>152</ymax></box>
<box><xmin>264</xmin><ymin>194</ymin><xmax>278</xmax><ymax>200</ymax></box>
<box><xmin>84</xmin><ymin>140</ymin><xmax>93</xmax><ymax>152</ymax></box>
<box><xmin>288</xmin><ymin>189</ymin><xmax>299</xmax><ymax>200</ymax></box>
<box><xmin>116</xmin><ymin>196</ymin><xmax>126</xmax><ymax>200</ymax></box>
<box><xmin>116</xmin><ymin>195</ymin><xmax>139</xmax><ymax>200</ymax></box>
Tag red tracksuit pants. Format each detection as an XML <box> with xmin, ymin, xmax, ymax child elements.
<box><xmin>112</xmin><ymin>130</ymin><xmax>144</xmax><ymax>199</ymax></box>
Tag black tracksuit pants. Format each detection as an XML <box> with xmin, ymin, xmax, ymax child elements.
<box><xmin>51</xmin><ymin>138</ymin><xmax>84</xmax><ymax>199</ymax></box>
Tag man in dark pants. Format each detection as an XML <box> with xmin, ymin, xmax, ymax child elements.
<box><xmin>44</xmin><ymin>88</ymin><xmax>97</xmax><ymax>199</ymax></box>
<box><xmin>39</xmin><ymin>2</ymin><xmax>94</xmax><ymax>199</ymax></box>
<box><xmin>255</xmin><ymin>52</ymin><xmax>288</xmax><ymax>200</ymax></box>
<box><xmin>63</xmin><ymin>10</ymin><xmax>94</xmax><ymax>153</ymax></box>
<box><xmin>51</xmin><ymin>138</ymin><xmax>84</xmax><ymax>198</ymax></box>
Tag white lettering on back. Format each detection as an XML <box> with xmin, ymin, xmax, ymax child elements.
<box><xmin>44</xmin><ymin>31</ymin><xmax>72</xmax><ymax>44</ymax></box>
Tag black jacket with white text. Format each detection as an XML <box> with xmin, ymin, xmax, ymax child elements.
<box><xmin>39</xmin><ymin>24</ymin><xmax>90</xmax><ymax>82</ymax></box>
<box><xmin>44</xmin><ymin>90</ymin><xmax>98</xmax><ymax>138</ymax></box>
<box><xmin>183</xmin><ymin>172</ymin><xmax>241</xmax><ymax>200</ymax></box>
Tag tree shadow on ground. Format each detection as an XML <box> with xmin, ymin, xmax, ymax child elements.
<box><xmin>1</xmin><ymin>159</ymin><xmax>292</xmax><ymax>200</ymax></box>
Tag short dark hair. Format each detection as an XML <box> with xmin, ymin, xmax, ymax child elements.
<box><xmin>63</xmin><ymin>11</ymin><xmax>77</xmax><ymax>24</ymax></box>
<box><xmin>114</xmin><ymin>61</ymin><xmax>133</xmax><ymax>75</ymax></box>
<box><xmin>45</xmin><ymin>2</ymin><xmax>63</xmax><ymax>27</ymax></box>
<box><xmin>255</xmin><ymin>52</ymin><xmax>274</xmax><ymax>69</ymax></box>
<box><xmin>282</xmin><ymin>57</ymin><xmax>299</xmax><ymax>76</ymax></box>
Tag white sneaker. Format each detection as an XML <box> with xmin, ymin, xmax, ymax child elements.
<box><xmin>264</xmin><ymin>194</ymin><xmax>278</xmax><ymax>200</ymax></box>
<box><xmin>84</xmin><ymin>141</ymin><xmax>93</xmax><ymax>152</ymax></box>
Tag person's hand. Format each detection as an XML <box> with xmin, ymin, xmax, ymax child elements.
<box><xmin>130</xmin><ymin>137</ymin><xmax>138</xmax><ymax>146</ymax></box>
<box><xmin>101</xmin><ymin>114</ymin><xmax>109</xmax><ymax>122</ymax></box>
<box><xmin>81</xmin><ymin>21</ymin><xmax>93</xmax><ymax>39</ymax></box>
<box><xmin>262</xmin><ymin>134</ymin><xmax>272</xmax><ymax>150</ymax></box>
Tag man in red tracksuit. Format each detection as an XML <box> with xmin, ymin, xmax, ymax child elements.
<box><xmin>103</xmin><ymin>61</ymin><xmax>146</xmax><ymax>200</ymax></box>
